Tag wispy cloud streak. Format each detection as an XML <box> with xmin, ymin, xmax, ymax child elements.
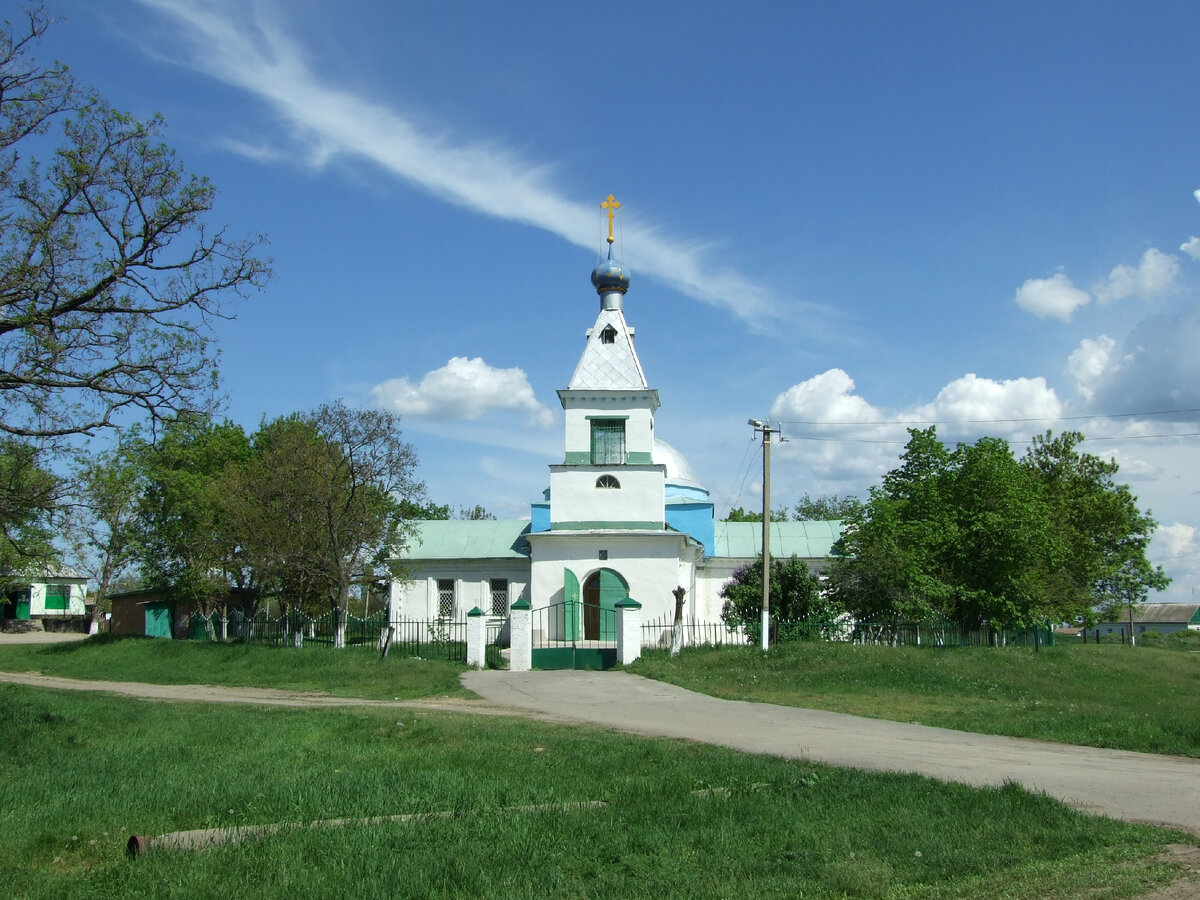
<box><xmin>134</xmin><ymin>0</ymin><xmax>788</xmax><ymax>327</ymax></box>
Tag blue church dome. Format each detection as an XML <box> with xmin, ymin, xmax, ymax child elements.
<box><xmin>591</xmin><ymin>250</ymin><xmax>630</xmax><ymax>295</ymax></box>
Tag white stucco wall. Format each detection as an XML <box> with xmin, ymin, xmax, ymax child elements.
<box><xmin>549</xmin><ymin>464</ymin><xmax>667</xmax><ymax>525</ymax></box>
<box><xmin>528</xmin><ymin>531</ymin><xmax>701</xmax><ymax>625</ymax></box>
<box><xmin>391</xmin><ymin>560</ymin><xmax>530</xmax><ymax>621</ymax></box>
<box><xmin>563</xmin><ymin>403</ymin><xmax>656</xmax><ymax>458</ymax></box>
<box><xmin>28</xmin><ymin>581</ymin><xmax>87</xmax><ymax>616</ymax></box>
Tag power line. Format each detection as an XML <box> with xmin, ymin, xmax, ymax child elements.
<box><xmin>777</xmin><ymin>407</ymin><xmax>1200</xmax><ymax>428</ymax></box>
<box><xmin>785</xmin><ymin>431</ymin><xmax>1200</xmax><ymax>446</ymax></box>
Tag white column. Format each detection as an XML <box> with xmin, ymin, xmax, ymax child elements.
<box><xmin>616</xmin><ymin>598</ymin><xmax>643</xmax><ymax>666</ymax></box>
<box><xmin>466</xmin><ymin>607</ymin><xmax>486</xmax><ymax>668</ymax></box>
<box><xmin>509</xmin><ymin>599</ymin><xmax>532</xmax><ymax>671</ymax></box>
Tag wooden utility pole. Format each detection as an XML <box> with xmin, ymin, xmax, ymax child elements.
<box><xmin>749</xmin><ymin>420</ymin><xmax>782</xmax><ymax>652</ymax></box>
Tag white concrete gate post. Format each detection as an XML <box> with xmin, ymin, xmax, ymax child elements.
<box><xmin>466</xmin><ymin>607</ymin><xmax>486</xmax><ymax>668</ymax></box>
<box><xmin>616</xmin><ymin>598</ymin><xmax>642</xmax><ymax>665</ymax></box>
<box><xmin>509</xmin><ymin>599</ymin><xmax>532</xmax><ymax>671</ymax></box>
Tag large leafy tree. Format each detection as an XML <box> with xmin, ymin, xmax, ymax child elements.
<box><xmin>136</xmin><ymin>416</ymin><xmax>253</xmax><ymax>620</ymax></box>
<box><xmin>1021</xmin><ymin>431</ymin><xmax>1169</xmax><ymax>624</ymax></box>
<box><xmin>305</xmin><ymin>402</ymin><xmax>422</xmax><ymax>618</ymax></box>
<box><xmin>0</xmin><ymin>5</ymin><xmax>269</xmax><ymax>443</ymax></box>
<box><xmin>230</xmin><ymin>403</ymin><xmax>423</xmax><ymax>621</ymax></box>
<box><xmin>0</xmin><ymin>439</ymin><xmax>58</xmax><ymax>576</ymax></box>
<box><xmin>219</xmin><ymin>416</ymin><xmax>339</xmax><ymax>616</ymax></box>
<box><xmin>828</xmin><ymin>427</ymin><xmax>1168</xmax><ymax>627</ymax></box>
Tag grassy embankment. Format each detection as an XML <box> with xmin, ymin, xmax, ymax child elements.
<box><xmin>2</xmin><ymin>678</ymin><xmax>1193</xmax><ymax>900</ymax></box>
<box><xmin>5</xmin><ymin>634</ymin><xmax>1195</xmax><ymax>757</ymax></box>
<box><xmin>0</xmin><ymin>632</ymin><xmax>468</xmax><ymax>700</ymax></box>
<box><xmin>629</xmin><ymin>640</ymin><xmax>1200</xmax><ymax>757</ymax></box>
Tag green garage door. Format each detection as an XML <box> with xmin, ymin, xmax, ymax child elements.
<box><xmin>145</xmin><ymin>603</ymin><xmax>172</xmax><ymax>638</ymax></box>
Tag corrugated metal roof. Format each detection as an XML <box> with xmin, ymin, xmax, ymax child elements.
<box><xmin>2</xmin><ymin>564</ymin><xmax>87</xmax><ymax>582</ymax></box>
<box><xmin>1127</xmin><ymin>602</ymin><xmax>1200</xmax><ymax>625</ymax></box>
<box><xmin>400</xmin><ymin>520</ymin><xmax>532</xmax><ymax>560</ymax></box>
<box><xmin>713</xmin><ymin>520</ymin><xmax>843</xmax><ymax>560</ymax></box>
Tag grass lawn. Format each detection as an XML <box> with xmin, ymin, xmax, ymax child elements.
<box><xmin>629</xmin><ymin>641</ymin><xmax>1200</xmax><ymax>757</ymax></box>
<box><xmin>2</xmin><ymin>683</ymin><xmax>1193</xmax><ymax>900</ymax></box>
<box><xmin>0</xmin><ymin>633</ymin><xmax>468</xmax><ymax>700</ymax></box>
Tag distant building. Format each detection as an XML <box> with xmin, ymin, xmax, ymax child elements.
<box><xmin>108</xmin><ymin>588</ymin><xmax>258</xmax><ymax>639</ymax></box>
<box><xmin>390</xmin><ymin>202</ymin><xmax>841</xmax><ymax>637</ymax></box>
<box><xmin>1</xmin><ymin>566</ymin><xmax>88</xmax><ymax>628</ymax></box>
<box><xmin>1093</xmin><ymin>602</ymin><xmax>1200</xmax><ymax>638</ymax></box>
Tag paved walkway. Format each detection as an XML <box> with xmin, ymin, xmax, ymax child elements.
<box><xmin>462</xmin><ymin>669</ymin><xmax>1200</xmax><ymax>835</ymax></box>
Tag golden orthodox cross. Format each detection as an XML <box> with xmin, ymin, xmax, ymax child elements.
<box><xmin>601</xmin><ymin>193</ymin><xmax>620</xmax><ymax>244</ymax></box>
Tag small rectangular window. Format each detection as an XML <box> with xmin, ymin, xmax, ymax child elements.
<box><xmin>44</xmin><ymin>584</ymin><xmax>71</xmax><ymax>611</ymax></box>
<box><xmin>436</xmin><ymin>579</ymin><xmax>455</xmax><ymax>618</ymax></box>
<box><xmin>490</xmin><ymin>579</ymin><xmax>508</xmax><ymax>616</ymax></box>
<box><xmin>590</xmin><ymin>419</ymin><xmax>625</xmax><ymax>465</ymax></box>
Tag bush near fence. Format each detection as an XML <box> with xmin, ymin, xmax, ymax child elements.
<box><xmin>186</xmin><ymin>610</ymin><xmax>510</xmax><ymax>666</ymax></box>
<box><xmin>642</xmin><ymin>615</ymin><xmax>1054</xmax><ymax>650</ymax></box>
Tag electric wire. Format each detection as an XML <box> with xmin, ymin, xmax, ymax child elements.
<box><xmin>776</xmin><ymin>406</ymin><xmax>1200</xmax><ymax>428</ymax></box>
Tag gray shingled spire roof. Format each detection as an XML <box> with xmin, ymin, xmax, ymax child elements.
<box><xmin>567</xmin><ymin>307</ymin><xmax>649</xmax><ymax>390</ymax></box>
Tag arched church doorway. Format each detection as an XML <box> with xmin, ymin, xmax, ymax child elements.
<box><xmin>582</xmin><ymin>568</ymin><xmax>626</xmax><ymax>640</ymax></box>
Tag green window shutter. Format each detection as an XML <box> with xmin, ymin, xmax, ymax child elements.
<box><xmin>590</xmin><ymin>419</ymin><xmax>626</xmax><ymax>464</ymax></box>
<box><xmin>44</xmin><ymin>584</ymin><xmax>71</xmax><ymax>611</ymax></box>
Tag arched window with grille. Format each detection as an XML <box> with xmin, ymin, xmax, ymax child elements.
<box><xmin>595</xmin><ymin>474</ymin><xmax>621</xmax><ymax>489</ymax></box>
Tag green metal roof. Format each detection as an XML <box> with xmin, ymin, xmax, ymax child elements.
<box><xmin>713</xmin><ymin>520</ymin><xmax>843</xmax><ymax>560</ymax></box>
<box><xmin>399</xmin><ymin>520</ymin><xmax>532</xmax><ymax>560</ymax></box>
<box><xmin>396</xmin><ymin>519</ymin><xmax>843</xmax><ymax>562</ymax></box>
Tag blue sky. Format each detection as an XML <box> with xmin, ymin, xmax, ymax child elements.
<box><xmin>36</xmin><ymin>0</ymin><xmax>1200</xmax><ymax>602</ymax></box>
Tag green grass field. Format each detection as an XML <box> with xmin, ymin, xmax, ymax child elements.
<box><xmin>0</xmin><ymin>682</ymin><xmax>1190</xmax><ymax>900</ymax></box>
<box><xmin>1</xmin><ymin>636</ymin><xmax>1198</xmax><ymax>897</ymax></box>
<box><xmin>629</xmin><ymin>640</ymin><xmax>1200</xmax><ymax>757</ymax></box>
<box><xmin>0</xmin><ymin>633</ymin><xmax>468</xmax><ymax>700</ymax></box>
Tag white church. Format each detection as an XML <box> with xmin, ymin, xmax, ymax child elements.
<box><xmin>390</xmin><ymin>198</ymin><xmax>840</xmax><ymax>645</ymax></box>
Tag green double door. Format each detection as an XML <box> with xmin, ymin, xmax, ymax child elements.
<box><xmin>563</xmin><ymin>569</ymin><xmax>622</xmax><ymax>642</ymax></box>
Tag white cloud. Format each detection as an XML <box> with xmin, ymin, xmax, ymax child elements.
<box><xmin>912</xmin><ymin>373</ymin><xmax>1062</xmax><ymax>432</ymax></box>
<box><xmin>1088</xmin><ymin>303</ymin><xmax>1200</xmax><ymax>417</ymax></box>
<box><xmin>1157</xmin><ymin>522</ymin><xmax>1198</xmax><ymax>559</ymax></box>
<box><xmin>1066</xmin><ymin>335</ymin><xmax>1116</xmax><ymax>401</ymax></box>
<box><xmin>769</xmin><ymin>368</ymin><xmax>882</xmax><ymax>424</ymax></box>
<box><xmin>132</xmin><ymin>0</ymin><xmax>791</xmax><ymax>329</ymax></box>
<box><xmin>1181</xmin><ymin>237</ymin><xmax>1200</xmax><ymax>261</ymax></box>
<box><xmin>371</xmin><ymin>357</ymin><xmax>554</xmax><ymax>427</ymax></box>
<box><xmin>767</xmin><ymin>370</ymin><xmax>1064</xmax><ymax>490</ymax></box>
<box><xmin>1094</xmin><ymin>248</ymin><xmax>1180</xmax><ymax>304</ymax></box>
<box><xmin>1013</xmin><ymin>272</ymin><xmax>1091</xmax><ymax>321</ymax></box>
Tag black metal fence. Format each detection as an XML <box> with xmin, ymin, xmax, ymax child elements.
<box><xmin>187</xmin><ymin>610</ymin><xmax>511</xmax><ymax>665</ymax></box>
<box><xmin>643</xmin><ymin>615</ymin><xmax>1054</xmax><ymax>650</ymax></box>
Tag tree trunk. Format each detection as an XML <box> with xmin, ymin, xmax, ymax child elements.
<box><xmin>669</xmin><ymin>586</ymin><xmax>687</xmax><ymax>657</ymax></box>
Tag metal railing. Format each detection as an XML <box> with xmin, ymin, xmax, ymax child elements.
<box><xmin>186</xmin><ymin>610</ymin><xmax>502</xmax><ymax>662</ymax></box>
<box><xmin>643</xmin><ymin>616</ymin><xmax>1054</xmax><ymax>650</ymax></box>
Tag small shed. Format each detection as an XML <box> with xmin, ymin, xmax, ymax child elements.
<box><xmin>107</xmin><ymin>588</ymin><xmax>258</xmax><ymax>639</ymax></box>
<box><xmin>108</xmin><ymin>589</ymin><xmax>178</xmax><ymax>639</ymax></box>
